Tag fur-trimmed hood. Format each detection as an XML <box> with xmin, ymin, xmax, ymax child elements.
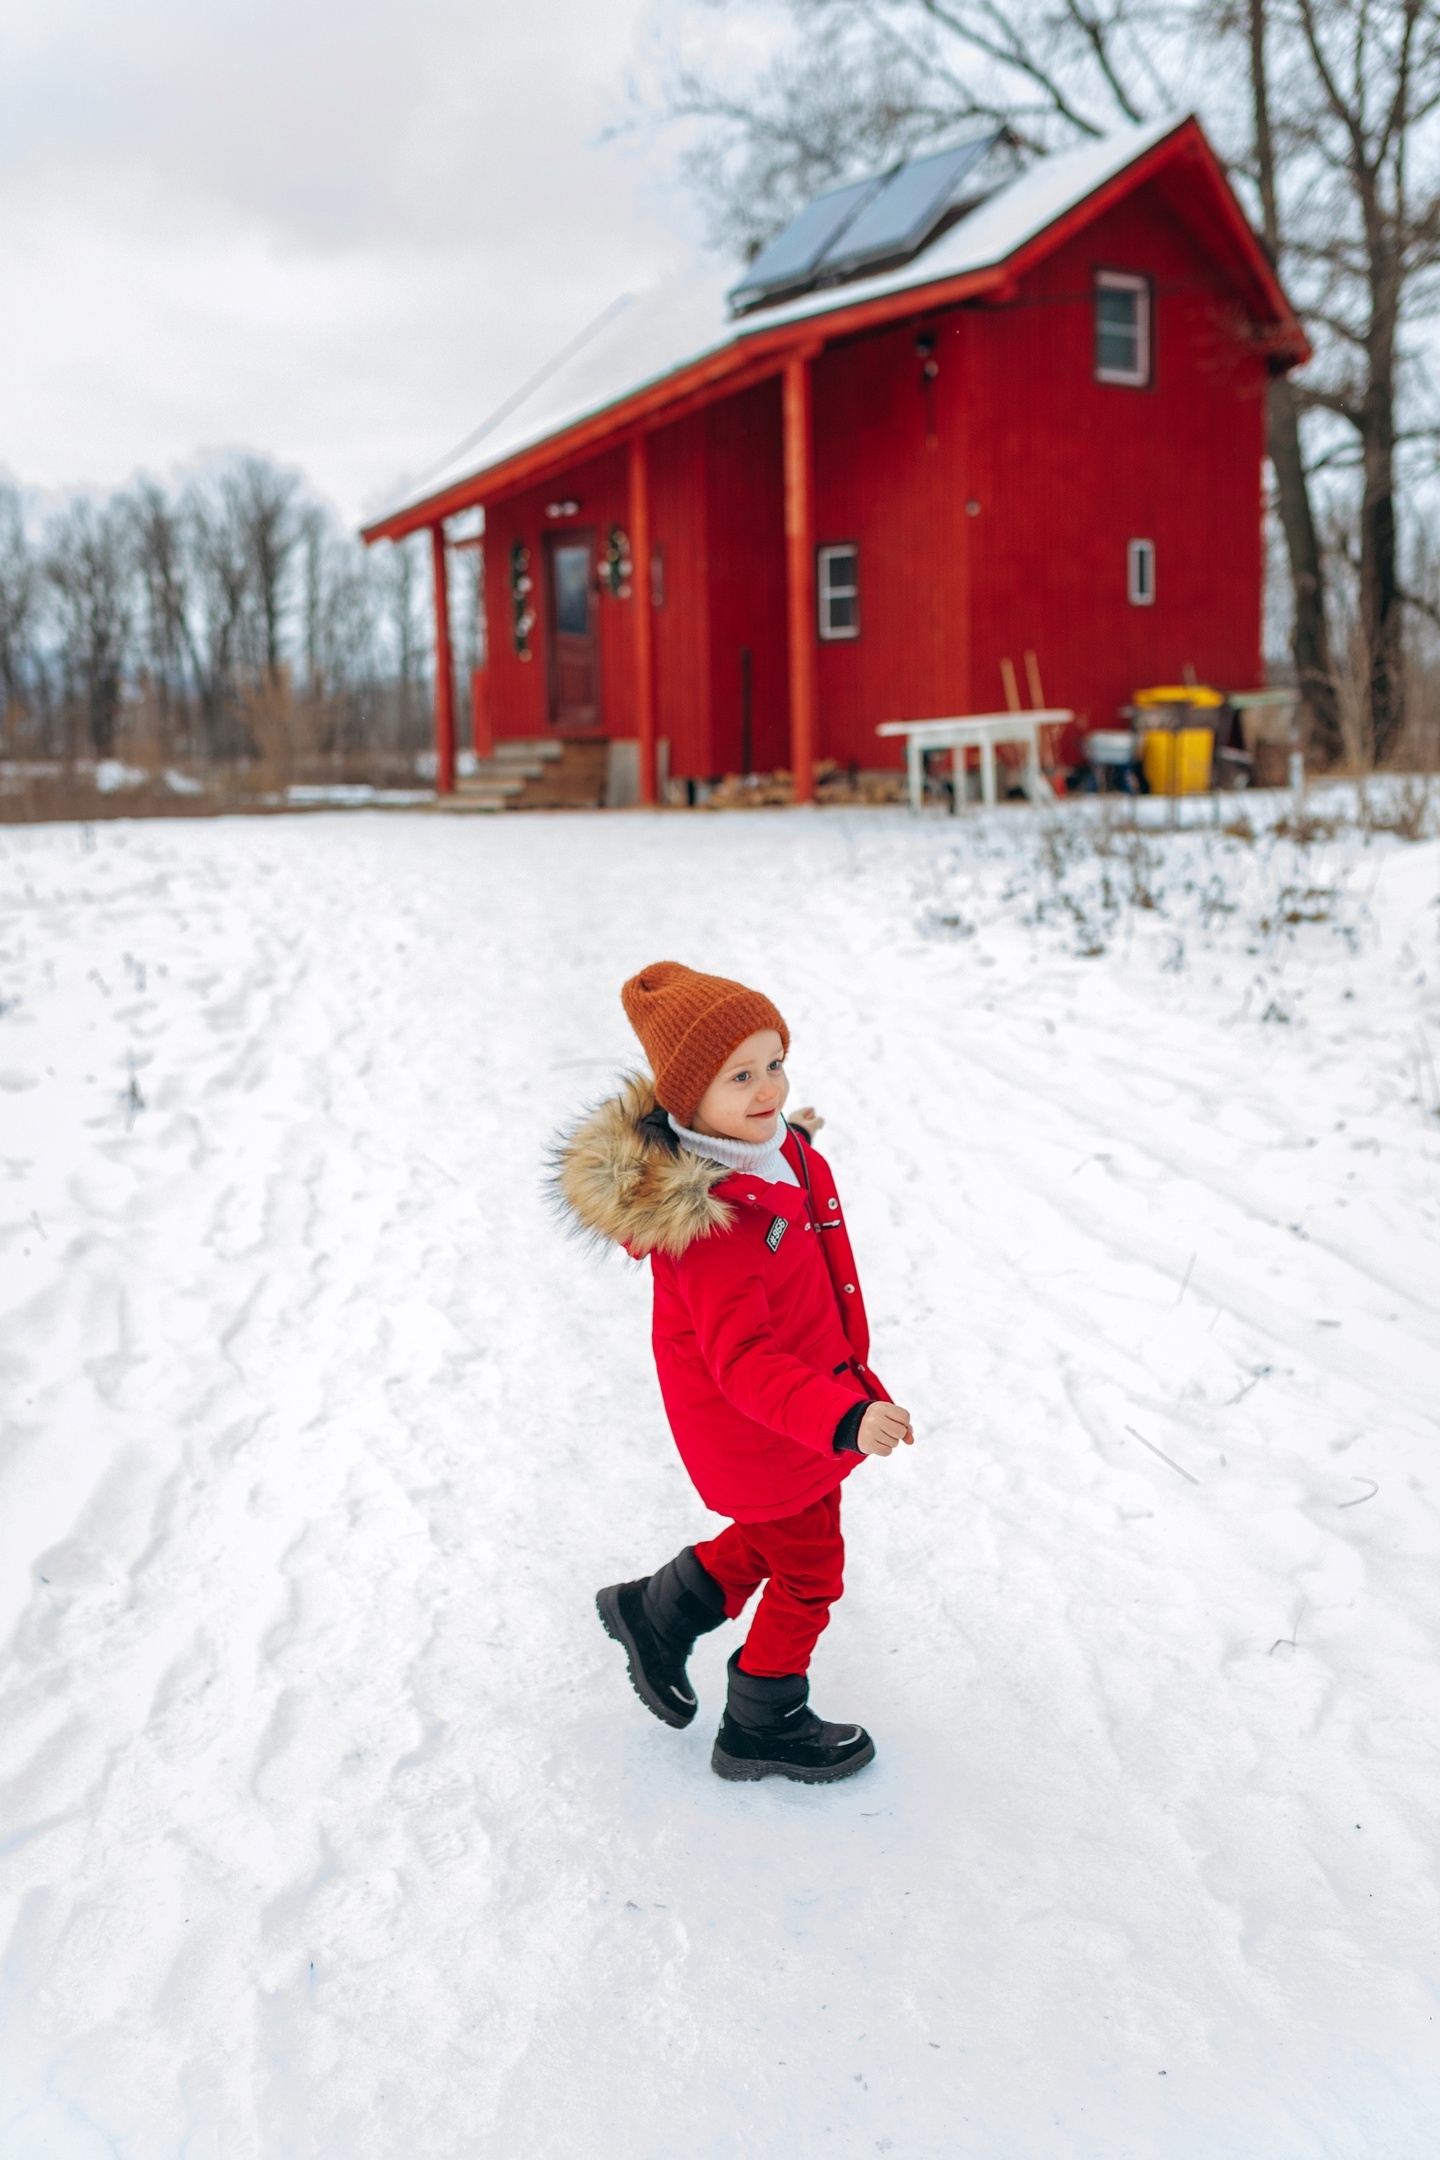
<box><xmin>551</xmin><ymin>1073</ymin><xmax>735</xmax><ymax>1259</ymax></box>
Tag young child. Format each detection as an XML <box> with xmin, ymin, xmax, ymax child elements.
<box><xmin>555</xmin><ymin>960</ymin><xmax>913</xmax><ymax>1783</ymax></box>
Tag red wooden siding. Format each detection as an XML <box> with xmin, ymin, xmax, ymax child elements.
<box><xmin>647</xmin><ymin>412</ymin><xmax>712</xmax><ymax>780</ymax></box>
<box><xmin>962</xmin><ymin>181</ymin><xmax>1267</xmax><ymax>753</ymax></box>
<box><xmin>705</xmin><ymin>381</ymin><xmax>789</xmax><ymax>777</ymax></box>
<box><xmin>811</xmin><ymin>317</ymin><xmax>974</xmax><ymax>765</ymax></box>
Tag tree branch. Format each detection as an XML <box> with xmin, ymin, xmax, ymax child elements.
<box><xmin>1394</xmin><ymin>578</ymin><xmax>1440</xmax><ymax>629</ymax></box>
<box><xmin>1060</xmin><ymin>0</ymin><xmax>1146</xmax><ymax>124</ymax></box>
<box><xmin>1294</xmin><ymin>382</ymin><xmax>1365</xmax><ymax>427</ymax></box>
<box><xmin>914</xmin><ymin>0</ymin><xmax>1109</xmax><ymax>136</ymax></box>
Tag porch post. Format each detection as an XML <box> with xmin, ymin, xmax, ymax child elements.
<box><xmin>471</xmin><ymin>517</ymin><xmax>490</xmax><ymax>759</ymax></box>
<box><xmin>430</xmin><ymin>521</ymin><xmax>456</xmax><ymax>795</ymax></box>
<box><xmin>782</xmin><ymin>351</ymin><xmax>817</xmax><ymax>805</ymax></box>
<box><xmin>628</xmin><ymin>432</ymin><xmax>657</xmax><ymax>805</ymax></box>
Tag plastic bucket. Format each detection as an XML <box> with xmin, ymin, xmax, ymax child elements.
<box><xmin>1142</xmin><ymin>727</ymin><xmax>1213</xmax><ymax>795</ymax></box>
<box><xmin>1083</xmin><ymin>730</ymin><xmax>1138</xmax><ymax>766</ymax></box>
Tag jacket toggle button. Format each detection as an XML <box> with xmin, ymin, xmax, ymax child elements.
<box><xmin>828</xmin><ymin>1198</ymin><xmax>839</xmax><ymax>1210</ymax></box>
<box><xmin>844</xmin><ymin>1283</ymin><xmax>855</xmax><ymax>1293</ymax></box>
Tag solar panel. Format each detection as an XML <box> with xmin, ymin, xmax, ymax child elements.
<box><xmin>815</xmin><ymin>133</ymin><xmax>999</xmax><ymax>280</ymax></box>
<box><xmin>727</xmin><ymin>172</ymin><xmax>889</xmax><ymax>311</ymax></box>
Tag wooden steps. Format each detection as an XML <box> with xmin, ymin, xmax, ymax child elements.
<box><xmin>434</xmin><ymin>739</ymin><xmax>608</xmax><ymax>813</ymax></box>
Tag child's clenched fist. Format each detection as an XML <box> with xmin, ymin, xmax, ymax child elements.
<box><xmin>857</xmin><ymin>1403</ymin><xmax>914</xmax><ymax>1456</ymax></box>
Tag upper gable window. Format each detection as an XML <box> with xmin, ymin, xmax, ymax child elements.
<box><xmin>1095</xmin><ymin>271</ymin><xmax>1151</xmax><ymax>386</ymax></box>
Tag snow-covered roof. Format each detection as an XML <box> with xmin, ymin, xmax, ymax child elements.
<box><xmin>366</xmin><ymin>116</ymin><xmax>1267</xmax><ymax>537</ymax></box>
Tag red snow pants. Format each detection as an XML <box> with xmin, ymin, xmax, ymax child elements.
<box><xmin>694</xmin><ymin>1488</ymin><xmax>845</xmax><ymax>1677</ymax></box>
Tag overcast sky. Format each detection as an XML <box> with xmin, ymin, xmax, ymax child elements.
<box><xmin>0</xmin><ymin>0</ymin><xmax>717</xmax><ymax>524</ymax></box>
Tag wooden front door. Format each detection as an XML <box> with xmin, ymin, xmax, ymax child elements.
<box><xmin>544</xmin><ymin>530</ymin><xmax>600</xmax><ymax>728</ymax></box>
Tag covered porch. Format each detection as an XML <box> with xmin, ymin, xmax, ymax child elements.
<box><xmin>367</xmin><ymin>350</ymin><xmax>826</xmax><ymax>807</ymax></box>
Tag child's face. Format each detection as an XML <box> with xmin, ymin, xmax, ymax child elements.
<box><xmin>690</xmin><ymin>1029</ymin><xmax>790</xmax><ymax>1143</ymax></box>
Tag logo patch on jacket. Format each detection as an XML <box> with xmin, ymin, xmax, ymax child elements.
<box><xmin>766</xmin><ymin>1215</ymin><xmax>788</xmax><ymax>1253</ymax></box>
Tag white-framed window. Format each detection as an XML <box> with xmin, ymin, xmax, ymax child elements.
<box><xmin>1128</xmin><ymin>537</ymin><xmax>1156</xmax><ymax>606</ymax></box>
<box><xmin>1095</xmin><ymin>271</ymin><xmax>1152</xmax><ymax>386</ymax></box>
<box><xmin>817</xmin><ymin>543</ymin><xmax>860</xmax><ymax>640</ymax></box>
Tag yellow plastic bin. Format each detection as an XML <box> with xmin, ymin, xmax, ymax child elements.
<box><xmin>1133</xmin><ymin>685</ymin><xmax>1223</xmax><ymax>796</ymax></box>
<box><xmin>1142</xmin><ymin>727</ymin><xmax>1214</xmax><ymax>795</ymax></box>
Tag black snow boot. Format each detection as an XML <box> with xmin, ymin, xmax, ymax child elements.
<box><xmin>711</xmin><ymin>1649</ymin><xmax>875</xmax><ymax>1783</ymax></box>
<box><xmin>596</xmin><ymin>1546</ymin><xmax>727</xmax><ymax>1729</ymax></box>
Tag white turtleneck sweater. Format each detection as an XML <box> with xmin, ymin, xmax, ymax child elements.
<box><xmin>667</xmin><ymin>1112</ymin><xmax>800</xmax><ymax>1187</ymax></box>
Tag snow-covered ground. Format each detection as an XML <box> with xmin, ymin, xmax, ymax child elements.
<box><xmin>1</xmin><ymin>796</ymin><xmax>1437</xmax><ymax>2159</ymax></box>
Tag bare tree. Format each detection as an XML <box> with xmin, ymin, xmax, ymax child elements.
<box><xmin>0</xmin><ymin>484</ymin><xmax>38</xmax><ymax>733</ymax></box>
<box><xmin>295</xmin><ymin>509</ymin><xmax>396</xmax><ymax>751</ymax></box>
<box><xmin>1243</xmin><ymin>0</ymin><xmax>1341</xmax><ymax>756</ymax></box>
<box><xmin>389</xmin><ymin>535</ymin><xmax>428</xmax><ymax>739</ymax></box>
<box><xmin>298</xmin><ymin>502</ymin><xmax>327</xmax><ymax>703</ymax></box>
<box><xmin>1270</xmin><ymin>0</ymin><xmax>1440</xmax><ymax>761</ymax></box>
<box><xmin>44</xmin><ymin>499</ymin><xmax>132</xmax><ymax>759</ymax></box>
<box><xmin>225</xmin><ymin>456</ymin><xmax>300</xmax><ymax>686</ymax></box>
<box><xmin>182</xmin><ymin>476</ymin><xmax>256</xmax><ymax>755</ymax></box>
<box><xmin>452</xmin><ymin>538</ymin><xmax>486</xmax><ymax>680</ymax></box>
<box><xmin>128</xmin><ymin>479</ymin><xmax>195</xmax><ymax>756</ymax></box>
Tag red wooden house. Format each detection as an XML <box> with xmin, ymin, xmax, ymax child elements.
<box><xmin>362</xmin><ymin>115</ymin><xmax>1307</xmax><ymax>803</ymax></box>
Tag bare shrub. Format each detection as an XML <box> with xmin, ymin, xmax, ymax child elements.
<box><xmin>1273</xmin><ymin>807</ymin><xmax>1344</xmax><ymax>845</ymax></box>
<box><xmin>1259</xmin><ymin>885</ymin><xmax>1336</xmax><ymax>931</ymax></box>
<box><xmin>1362</xmin><ymin>777</ymin><xmax>1433</xmax><ymax>841</ymax></box>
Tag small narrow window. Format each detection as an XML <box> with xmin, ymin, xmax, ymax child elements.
<box><xmin>817</xmin><ymin>544</ymin><xmax>860</xmax><ymax>640</ymax></box>
<box><xmin>1128</xmin><ymin>538</ymin><xmax>1155</xmax><ymax>606</ymax></box>
<box><xmin>1095</xmin><ymin>271</ymin><xmax>1151</xmax><ymax>386</ymax></box>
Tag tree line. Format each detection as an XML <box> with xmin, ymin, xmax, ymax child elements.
<box><xmin>0</xmin><ymin>455</ymin><xmax>469</xmax><ymax>778</ymax></box>
<box><xmin>660</xmin><ymin>0</ymin><xmax>1440</xmax><ymax>767</ymax></box>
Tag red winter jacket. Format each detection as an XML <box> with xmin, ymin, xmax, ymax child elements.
<box><xmin>555</xmin><ymin>1076</ymin><xmax>887</xmax><ymax>1522</ymax></box>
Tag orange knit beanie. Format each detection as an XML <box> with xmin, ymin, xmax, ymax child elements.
<box><xmin>621</xmin><ymin>961</ymin><xmax>789</xmax><ymax>1127</ymax></box>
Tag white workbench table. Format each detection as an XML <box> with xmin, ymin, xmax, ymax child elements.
<box><xmin>877</xmin><ymin>711</ymin><xmax>1072</xmax><ymax>815</ymax></box>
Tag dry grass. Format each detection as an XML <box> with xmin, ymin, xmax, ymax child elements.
<box><xmin>1</xmin><ymin>677</ymin><xmax>433</xmax><ymax>825</ymax></box>
<box><xmin>0</xmin><ymin>758</ymin><xmax>427</xmax><ymax>824</ymax></box>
